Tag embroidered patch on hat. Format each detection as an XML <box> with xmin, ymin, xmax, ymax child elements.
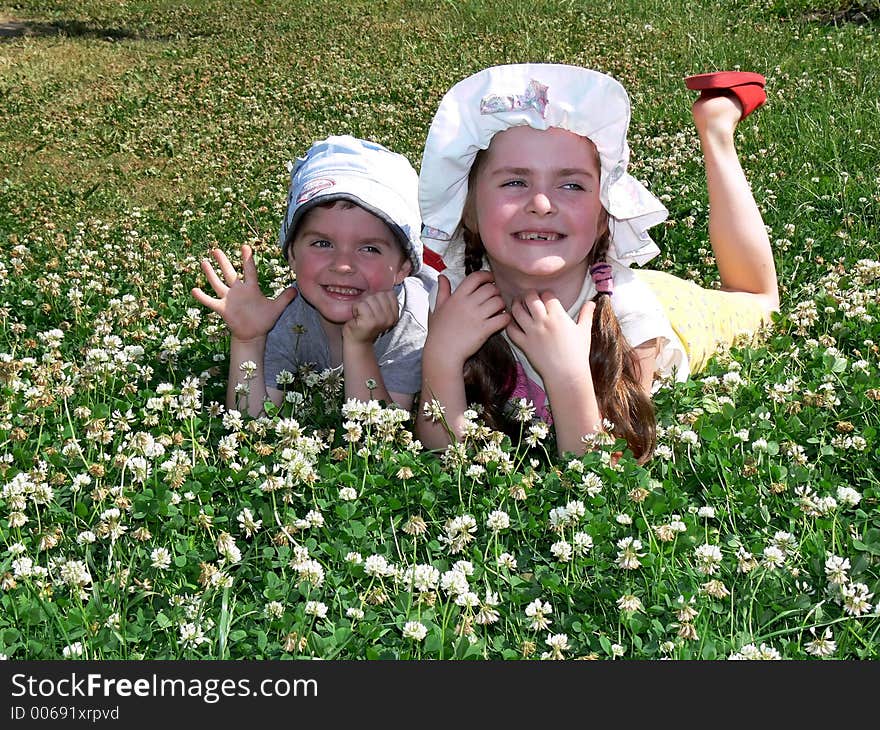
<box><xmin>296</xmin><ymin>178</ymin><xmax>335</xmax><ymax>204</ymax></box>
<box><xmin>421</xmin><ymin>224</ymin><xmax>452</xmax><ymax>241</ymax></box>
<box><xmin>480</xmin><ymin>78</ymin><xmax>549</xmax><ymax>118</ymax></box>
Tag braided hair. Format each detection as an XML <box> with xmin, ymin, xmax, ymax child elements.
<box><xmin>458</xmin><ymin>150</ymin><xmax>656</xmax><ymax>462</ymax></box>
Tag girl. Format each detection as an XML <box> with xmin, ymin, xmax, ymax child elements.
<box><xmin>415</xmin><ymin>64</ymin><xmax>779</xmax><ymax>463</ymax></box>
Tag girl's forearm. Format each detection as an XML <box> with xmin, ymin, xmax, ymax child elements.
<box><xmin>545</xmin><ymin>374</ymin><xmax>603</xmax><ymax>456</ymax></box>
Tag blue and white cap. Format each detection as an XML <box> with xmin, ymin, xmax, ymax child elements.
<box><xmin>280</xmin><ymin>135</ymin><xmax>424</xmax><ymax>274</ymax></box>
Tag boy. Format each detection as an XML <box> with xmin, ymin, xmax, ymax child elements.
<box><xmin>192</xmin><ymin>135</ymin><xmax>435</xmax><ymax>416</ymax></box>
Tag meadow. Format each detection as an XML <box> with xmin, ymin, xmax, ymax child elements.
<box><xmin>0</xmin><ymin>0</ymin><xmax>878</xmax><ymax>660</ymax></box>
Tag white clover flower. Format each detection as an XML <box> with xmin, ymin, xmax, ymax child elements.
<box><xmin>264</xmin><ymin>601</ymin><xmax>284</xmax><ymax>619</ymax></box>
<box><xmin>304</xmin><ymin>601</ymin><xmax>328</xmax><ymax>619</ymax></box>
<box><xmin>497</xmin><ymin>552</ymin><xmax>518</xmax><ymax>570</ymax></box>
<box><xmin>550</xmin><ymin>540</ymin><xmax>573</xmax><ymax>562</ymax></box>
<box><xmin>62</xmin><ymin>641</ymin><xmax>84</xmax><ymax>658</ymax></box>
<box><xmin>579</xmin><ymin>472</ymin><xmax>603</xmax><ymax>496</ymax></box>
<box><xmin>440</xmin><ymin>569</ymin><xmax>470</xmax><ymax>597</ymax></box>
<box><xmin>615</xmin><ymin>513</ymin><xmax>632</xmax><ymax>525</ymax></box>
<box><xmin>525</xmin><ymin>599</ymin><xmax>553</xmax><ymax>631</ymax></box>
<box><xmin>542</xmin><ymin>633</ymin><xmax>570</xmax><ymax>660</ymax></box>
<box><xmin>762</xmin><ymin>545</ymin><xmax>786</xmax><ymax>569</ymax></box>
<box><xmin>841</xmin><ymin>583</ymin><xmax>874</xmax><ymax>616</ymax></box>
<box><xmin>364</xmin><ymin>554</ymin><xmax>393</xmax><ymax>577</ymax></box>
<box><xmin>697</xmin><ymin>506</ymin><xmax>716</xmax><ymax>519</ymax></box>
<box><xmin>805</xmin><ymin>627</ymin><xmax>836</xmax><ymax>658</ymax></box>
<box><xmin>237</xmin><ymin>507</ymin><xmax>262</xmax><ymax>538</ymax></box>
<box><xmin>572</xmin><ymin>532</ymin><xmax>593</xmax><ymax>556</ymax></box>
<box><xmin>451</xmin><ymin>560</ymin><xmax>474</xmax><ymax>576</ymax></box>
<box><xmin>401</xmin><ymin>564</ymin><xmax>440</xmax><ymax>593</ymax></box>
<box><xmin>486</xmin><ymin>510</ymin><xmax>510</xmax><ymax>533</ymax></box>
<box><xmin>615</xmin><ymin>536</ymin><xmax>645</xmax><ymax>570</ymax></box>
<box><xmin>694</xmin><ymin>543</ymin><xmax>723</xmax><ymax>575</ymax></box>
<box><xmin>216</xmin><ymin>532</ymin><xmax>241</xmax><ymax>564</ymax></box>
<box><xmin>617</xmin><ymin>594</ymin><xmax>644</xmax><ymax>613</ymax></box>
<box><xmin>402</xmin><ymin>621</ymin><xmax>428</xmax><ymax>641</ymax></box>
<box><xmin>179</xmin><ymin>622</ymin><xmax>208</xmax><ymax>649</ymax></box>
<box><xmin>836</xmin><ymin>486</ymin><xmax>861</xmax><ymax>507</ymax></box>
<box><xmin>150</xmin><ymin>547</ymin><xmax>172</xmax><ymax>570</ymax></box>
<box><xmin>346</xmin><ymin>607</ymin><xmax>364</xmax><ymax>620</ymax></box>
<box><xmin>338</xmin><ymin>486</ymin><xmax>358</xmax><ymax>501</ymax></box>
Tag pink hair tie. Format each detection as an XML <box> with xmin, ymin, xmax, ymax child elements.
<box><xmin>590</xmin><ymin>262</ymin><xmax>613</xmax><ymax>295</ymax></box>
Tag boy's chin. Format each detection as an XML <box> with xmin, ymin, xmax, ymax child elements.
<box><xmin>316</xmin><ymin>304</ymin><xmax>356</xmax><ymax>326</ymax></box>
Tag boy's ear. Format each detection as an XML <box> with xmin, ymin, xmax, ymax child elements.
<box><xmin>393</xmin><ymin>257</ymin><xmax>413</xmax><ymax>285</ymax></box>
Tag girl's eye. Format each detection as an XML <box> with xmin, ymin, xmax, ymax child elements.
<box><xmin>501</xmin><ymin>180</ymin><xmax>526</xmax><ymax>188</ymax></box>
<box><xmin>310</xmin><ymin>239</ymin><xmax>332</xmax><ymax>248</ymax></box>
<box><xmin>361</xmin><ymin>245</ymin><xmax>381</xmax><ymax>254</ymax></box>
<box><xmin>562</xmin><ymin>182</ymin><xmax>585</xmax><ymax>191</ymax></box>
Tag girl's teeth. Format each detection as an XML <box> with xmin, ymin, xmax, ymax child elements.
<box><xmin>326</xmin><ymin>286</ymin><xmax>359</xmax><ymax>295</ymax></box>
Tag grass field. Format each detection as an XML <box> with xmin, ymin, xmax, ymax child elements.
<box><xmin>0</xmin><ymin>0</ymin><xmax>879</xmax><ymax>660</ymax></box>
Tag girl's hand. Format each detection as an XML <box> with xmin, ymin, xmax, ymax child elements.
<box><xmin>425</xmin><ymin>271</ymin><xmax>510</xmax><ymax>367</ymax></box>
<box><xmin>343</xmin><ymin>290</ymin><xmax>401</xmax><ymax>344</ymax></box>
<box><xmin>191</xmin><ymin>244</ymin><xmax>297</xmax><ymax>342</ymax></box>
<box><xmin>506</xmin><ymin>290</ymin><xmax>595</xmax><ymax>382</ymax></box>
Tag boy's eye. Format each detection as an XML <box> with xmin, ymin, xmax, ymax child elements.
<box><xmin>562</xmin><ymin>182</ymin><xmax>585</xmax><ymax>191</ymax></box>
<box><xmin>501</xmin><ymin>179</ymin><xmax>526</xmax><ymax>188</ymax></box>
<box><xmin>361</xmin><ymin>245</ymin><xmax>382</xmax><ymax>254</ymax></box>
<box><xmin>310</xmin><ymin>239</ymin><xmax>332</xmax><ymax>248</ymax></box>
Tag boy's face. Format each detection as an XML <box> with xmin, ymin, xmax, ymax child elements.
<box><xmin>289</xmin><ymin>201</ymin><xmax>412</xmax><ymax>326</ymax></box>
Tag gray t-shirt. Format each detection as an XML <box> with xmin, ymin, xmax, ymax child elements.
<box><xmin>264</xmin><ymin>276</ymin><xmax>431</xmax><ymax>394</ymax></box>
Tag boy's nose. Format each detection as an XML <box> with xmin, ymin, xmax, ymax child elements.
<box><xmin>330</xmin><ymin>253</ymin><xmax>355</xmax><ymax>272</ymax></box>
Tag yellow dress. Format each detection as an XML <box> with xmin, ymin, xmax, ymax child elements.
<box><xmin>635</xmin><ymin>269</ymin><xmax>770</xmax><ymax>373</ymax></box>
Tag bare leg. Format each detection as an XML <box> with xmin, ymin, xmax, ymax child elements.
<box><xmin>693</xmin><ymin>94</ymin><xmax>780</xmax><ymax>313</ymax></box>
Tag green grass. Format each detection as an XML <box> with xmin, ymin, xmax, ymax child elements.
<box><xmin>0</xmin><ymin>0</ymin><xmax>878</xmax><ymax>660</ymax></box>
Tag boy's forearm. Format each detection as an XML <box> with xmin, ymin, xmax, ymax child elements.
<box><xmin>415</xmin><ymin>360</ymin><xmax>470</xmax><ymax>450</ymax></box>
<box><xmin>341</xmin><ymin>340</ymin><xmax>397</xmax><ymax>406</ymax></box>
<box><xmin>227</xmin><ymin>336</ymin><xmax>270</xmax><ymax>417</ymax></box>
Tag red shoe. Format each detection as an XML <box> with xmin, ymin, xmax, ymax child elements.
<box><xmin>685</xmin><ymin>71</ymin><xmax>767</xmax><ymax>120</ymax></box>
<box><xmin>422</xmin><ymin>246</ymin><xmax>446</xmax><ymax>272</ymax></box>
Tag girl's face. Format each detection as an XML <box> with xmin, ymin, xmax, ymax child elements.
<box><xmin>470</xmin><ymin>125</ymin><xmax>606</xmax><ymax>302</ymax></box>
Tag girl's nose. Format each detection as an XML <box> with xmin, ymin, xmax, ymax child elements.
<box><xmin>527</xmin><ymin>190</ymin><xmax>556</xmax><ymax>215</ymax></box>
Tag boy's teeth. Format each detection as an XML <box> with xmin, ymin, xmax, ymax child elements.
<box><xmin>518</xmin><ymin>232</ymin><xmax>559</xmax><ymax>241</ymax></box>
<box><xmin>326</xmin><ymin>286</ymin><xmax>359</xmax><ymax>295</ymax></box>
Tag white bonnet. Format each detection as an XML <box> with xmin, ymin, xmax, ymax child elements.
<box><xmin>418</xmin><ymin>63</ymin><xmax>668</xmax><ymax>279</ymax></box>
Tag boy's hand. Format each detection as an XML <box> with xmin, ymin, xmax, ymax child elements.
<box><xmin>191</xmin><ymin>244</ymin><xmax>297</xmax><ymax>342</ymax></box>
<box><xmin>506</xmin><ymin>290</ymin><xmax>594</xmax><ymax>382</ymax></box>
<box><xmin>343</xmin><ymin>290</ymin><xmax>401</xmax><ymax>345</ymax></box>
<box><xmin>424</xmin><ymin>271</ymin><xmax>510</xmax><ymax>367</ymax></box>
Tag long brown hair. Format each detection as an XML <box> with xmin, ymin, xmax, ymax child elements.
<box><xmin>459</xmin><ymin>148</ymin><xmax>656</xmax><ymax>462</ymax></box>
